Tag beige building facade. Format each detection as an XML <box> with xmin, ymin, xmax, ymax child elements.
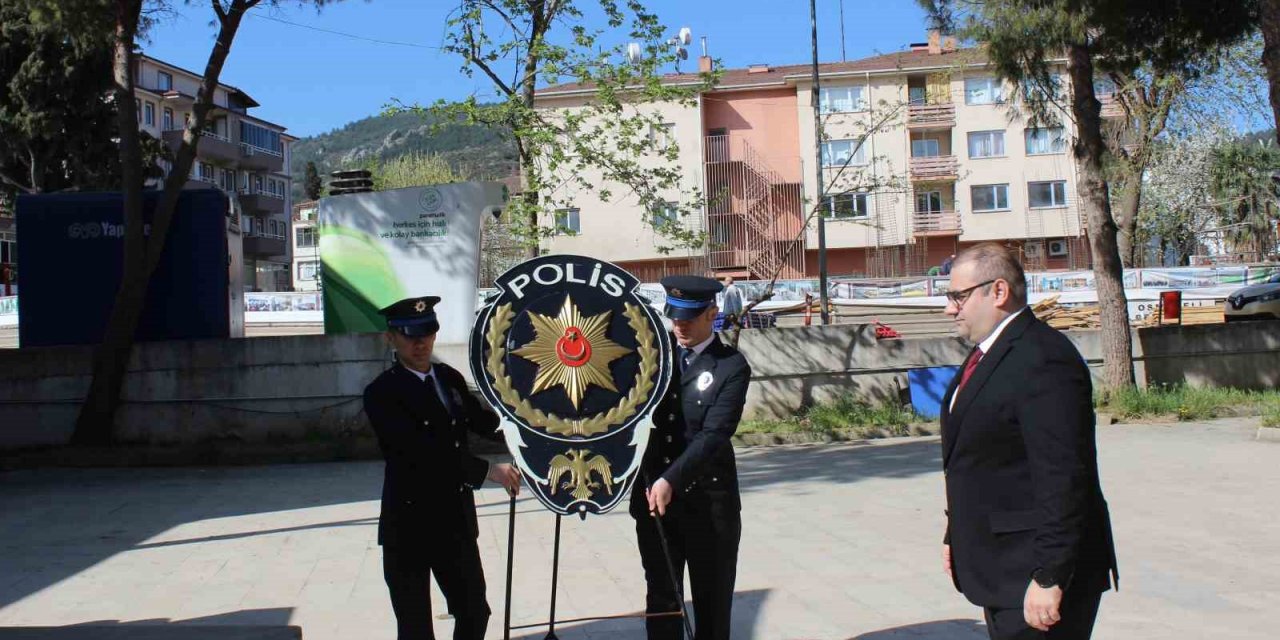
<box><xmin>134</xmin><ymin>54</ymin><xmax>297</xmax><ymax>291</ymax></box>
<box><xmin>534</xmin><ymin>33</ymin><xmax>1119</xmax><ymax>281</ymax></box>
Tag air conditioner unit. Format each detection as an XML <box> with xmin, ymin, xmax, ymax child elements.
<box><xmin>1025</xmin><ymin>241</ymin><xmax>1044</xmax><ymax>258</ymax></box>
<box><xmin>1048</xmin><ymin>239</ymin><xmax>1069</xmax><ymax>256</ymax></box>
<box><xmin>242</xmin><ymin>145</ymin><xmax>256</xmax><ymax>157</ymax></box>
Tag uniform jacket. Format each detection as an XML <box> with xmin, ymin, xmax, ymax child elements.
<box><xmin>631</xmin><ymin>335</ymin><xmax>752</xmax><ymax>517</ymax></box>
<box><xmin>363</xmin><ymin>361</ymin><xmax>501</xmax><ymax>547</ymax></box>
<box><xmin>942</xmin><ymin>310</ymin><xmax>1119</xmax><ymax>608</ymax></box>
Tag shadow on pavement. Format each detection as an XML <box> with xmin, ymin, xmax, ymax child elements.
<box><xmin>845</xmin><ymin>618</ymin><xmax>987</xmax><ymax>639</ymax></box>
<box><xmin>509</xmin><ymin>589</ymin><xmax>769</xmax><ymax>640</ymax></box>
<box><xmin>737</xmin><ymin>438</ymin><xmax>941</xmax><ymax>492</ymax></box>
<box><xmin>0</xmin><ymin>606</ymin><xmax>298</xmax><ymax>638</ymax></box>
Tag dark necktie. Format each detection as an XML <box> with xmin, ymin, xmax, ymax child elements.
<box><xmin>427</xmin><ymin>373</ymin><xmax>455</xmax><ymax>417</ymax></box>
<box><xmin>680</xmin><ymin>347</ymin><xmax>693</xmax><ymax>375</ymax></box>
<box><xmin>955</xmin><ymin>348</ymin><xmax>984</xmax><ymax>395</ymax></box>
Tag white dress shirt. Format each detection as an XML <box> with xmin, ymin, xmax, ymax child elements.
<box><xmin>950</xmin><ymin>307</ymin><xmax>1029</xmax><ymax>411</ymax></box>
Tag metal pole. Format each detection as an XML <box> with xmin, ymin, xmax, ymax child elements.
<box><xmin>504</xmin><ymin>495</ymin><xmax>516</xmax><ymax>640</ymax></box>
<box><xmin>544</xmin><ymin>514</ymin><xmax>563</xmax><ymax>640</ymax></box>
<box><xmin>839</xmin><ymin>0</ymin><xmax>847</xmax><ymax>61</ymax></box>
<box><xmin>642</xmin><ymin>470</ymin><xmax>696</xmax><ymax>639</ymax></box>
<box><xmin>810</xmin><ymin>0</ymin><xmax>830</xmax><ymax>324</ymax></box>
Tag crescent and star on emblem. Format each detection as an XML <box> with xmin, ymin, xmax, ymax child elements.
<box><xmin>512</xmin><ymin>294</ymin><xmax>632</xmax><ymax>410</ymax></box>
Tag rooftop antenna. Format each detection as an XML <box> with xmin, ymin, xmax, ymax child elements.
<box><xmin>666</xmin><ymin>26</ymin><xmax>692</xmax><ymax>72</ymax></box>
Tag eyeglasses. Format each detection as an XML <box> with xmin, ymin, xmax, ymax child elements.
<box><xmin>945</xmin><ymin>279</ymin><xmax>996</xmax><ymax>306</ymax></box>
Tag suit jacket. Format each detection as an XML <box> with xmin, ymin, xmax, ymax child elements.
<box><xmin>363</xmin><ymin>361</ymin><xmax>501</xmax><ymax>547</ymax></box>
<box><xmin>942</xmin><ymin>310</ymin><xmax>1118</xmax><ymax>609</ymax></box>
<box><xmin>630</xmin><ymin>334</ymin><xmax>752</xmax><ymax>518</ymax></box>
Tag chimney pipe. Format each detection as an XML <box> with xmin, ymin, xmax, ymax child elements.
<box><xmin>698</xmin><ymin>36</ymin><xmax>713</xmax><ymax>73</ymax></box>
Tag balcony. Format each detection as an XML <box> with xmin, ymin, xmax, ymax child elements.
<box><xmin>237</xmin><ymin>142</ymin><xmax>284</xmax><ymax>173</ymax></box>
<box><xmin>163</xmin><ymin>128</ymin><xmax>239</xmax><ymax>166</ymax></box>
<box><xmin>907</xmin><ymin>102</ymin><xmax>956</xmax><ymax>129</ymax></box>
<box><xmin>243</xmin><ymin>229</ymin><xmax>286</xmax><ymax>257</ymax></box>
<box><xmin>913</xmin><ymin>210</ymin><xmax>962</xmax><ymax>237</ymax></box>
<box><xmin>239</xmin><ymin>188</ymin><xmax>286</xmax><ymax>215</ymax></box>
<box><xmin>909</xmin><ymin>155</ymin><xmax>959</xmax><ymax>182</ymax></box>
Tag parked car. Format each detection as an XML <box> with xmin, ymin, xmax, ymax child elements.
<box><xmin>1224</xmin><ymin>273</ymin><xmax>1280</xmax><ymax>321</ymax></box>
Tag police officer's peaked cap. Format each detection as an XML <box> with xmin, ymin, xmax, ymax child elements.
<box><xmin>660</xmin><ymin>275</ymin><xmax>723</xmax><ymax>320</ymax></box>
<box><xmin>379</xmin><ymin>296</ymin><xmax>442</xmax><ymax>337</ymax></box>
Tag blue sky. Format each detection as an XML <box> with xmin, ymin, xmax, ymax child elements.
<box><xmin>140</xmin><ymin>0</ymin><xmax>934</xmax><ymax>138</ymax></box>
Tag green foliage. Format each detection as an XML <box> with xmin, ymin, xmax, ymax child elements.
<box><xmin>0</xmin><ymin>0</ymin><xmax>120</xmax><ymax>196</ymax></box>
<box><xmin>367</xmin><ymin>152</ymin><xmax>465</xmax><ymax>192</ymax></box>
<box><xmin>388</xmin><ymin>0</ymin><xmax>720</xmax><ymax>254</ymax></box>
<box><xmin>289</xmin><ymin>110</ymin><xmax>516</xmax><ymax>201</ymax></box>
<box><xmin>1262</xmin><ymin>401</ymin><xmax>1280</xmax><ymax>428</ymax></box>
<box><xmin>739</xmin><ymin>395</ymin><xmax>923</xmax><ymax>438</ymax></box>
<box><xmin>303</xmin><ymin>161</ymin><xmax>323</xmax><ymax>200</ymax></box>
<box><xmin>1097</xmin><ymin>384</ymin><xmax>1280</xmax><ymax>421</ymax></box>
<box><xmin>1209</xmin><ymin>140</ymin><xmax>1280</xmax><ymax>259</ymax></box>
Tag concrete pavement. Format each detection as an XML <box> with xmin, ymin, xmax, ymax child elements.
<box><xmin>1</xmin><ymin>418</ymin><xmax>1277</xmax><ymax>639</ymax></box>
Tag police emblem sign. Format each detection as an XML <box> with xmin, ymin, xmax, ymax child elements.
<box><xmin>470</xmin><ymin>255</ymin><xmax>673</xmax><ymax>517</ymax></box>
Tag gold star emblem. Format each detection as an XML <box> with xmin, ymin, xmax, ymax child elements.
<box><xmin>512</xmin><ymin>294</ymin><xmax>632</xmax><ymax>410</ymax></box>
<box><xmin>413</xmin><ymin>300</ymin><xmax>427</xmax><ymax>313</ymax></box>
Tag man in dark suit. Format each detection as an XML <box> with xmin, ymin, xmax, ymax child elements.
<box><xmin>363</xmin><ymin>296</ymin><xmax>522</xmax><ymax>640</ymax></box>
<box><xmin>940</xmin><ymin>244</ymin><xmax>1118</xmax><ymax>640</ymax></box>
<box><xmin>631</xmin><ymin>275</ymin><xmax>752</xmax><ymax>640</ymax></box>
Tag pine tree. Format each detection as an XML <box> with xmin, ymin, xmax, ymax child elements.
<box><xmin>303</xmin><ymin>161</ymin><xmax>323</xmax><ymax>200</ymax></box>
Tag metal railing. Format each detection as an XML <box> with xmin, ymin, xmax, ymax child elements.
<box><xmin>240</xmin><ymin>142</ymin><xmax>284</xmax><ymax>158</ymax></box>
<box><xmin>909</xmin><ymin>155</ymin><xmax>959</xmax><ymax>180</ymax></box>
<box><xmin>703</xmin><ymin>135</ymin><xmax>805</xmax><ymax>280</ymax></box>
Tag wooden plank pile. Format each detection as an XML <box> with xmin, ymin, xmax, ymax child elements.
<box><xmin>1032</xmin><ymin>295</ymin><xmax>1226</xmax><ymax>329</ymax></box>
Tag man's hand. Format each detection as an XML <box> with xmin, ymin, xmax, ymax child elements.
<box><xmin>487</xmin><ymin>463</ymin><xmax>522</xmax><ymax>497</ymax></box>
<box><xmin>647</xmin><ymin>477</ymin><xmax>674</xmax><ymax>517</ymax></box>
<box><xmin>942</xmin><ymin>544</ymin><xmax>953</xmax><ymax>579</ymax></box>
<box><xmin>1023</xmin><ymin>581</ymin><xmax>1063</xmax><ymax>632</ymax></box>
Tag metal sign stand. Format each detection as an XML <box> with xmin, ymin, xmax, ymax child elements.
<box><xmin>501</xmin><ymin>487</ymin><xmax>695</xmax><ymax>640</ymax></box>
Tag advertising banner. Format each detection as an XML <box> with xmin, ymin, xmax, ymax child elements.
<box><xmin>319</xmin><ymin>183</ymin><xmax>506</xmax><ymax>344</ymax></box>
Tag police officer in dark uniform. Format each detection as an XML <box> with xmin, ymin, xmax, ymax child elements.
<box><xmin>631</xmin><ymin>276</ymin><xmax>752</xmax><ymax>640</ymax></box>
<box><xmin>363</xmin><ymin>296</ymin><xmax>522</xmax><ymax>640</ymax></box>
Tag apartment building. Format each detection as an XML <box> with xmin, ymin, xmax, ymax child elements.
<box><xmin>534</xmin><ymin>32</ymin><xmax>1122</xmax><ymax>282</ymax></box>
<box><xmin>134</xmin><ymin>54</ymin><xmax>297</xmax><ymax>291</ymax></box>
<box><xmin>291</xmin><ymin>200</ymin><xmax>320</xmax><ymax>292</ymax></box>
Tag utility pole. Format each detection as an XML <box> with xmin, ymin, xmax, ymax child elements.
<box><xmin>810</xmin><ymin>0</ymin><xmax>830</xmax><ymax>324</ymax></box>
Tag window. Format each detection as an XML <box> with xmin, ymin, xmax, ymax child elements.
<box><xmin>821</xmin><ymin>139</ymin><xmax>866</xmax><ymax>167</ymax></box>
<box><xmin>297</xmin><ymin>261</ymin><xmax>319</xmax><ymax>281</ymax></box>
<box><xmin>915</xmin><ymin>191</ymin><xmax>943</xmax><ymax>213</ymax></box>
<box><xmin>824</xmin><ymin>192</ymin><xmax>869</xmax><ymax>219</ymax></box>
<box><xmin>162</xmin><ymin>108</ymin><xmax>174</xmax><ymax>131</ymax></box>
<box><xmin>298</xmin><ymin>206</ymin><xmax>317</xmax><ymax>221</ymax></box>
<box><xmin>158</xmin><ymin>71</ymin><xmax>173</xmax><ymax>91</ymax></box>
<box><xmin>820</xmin><ymin>86</ymin><xmax>867</xmax><ymax>113</ymax></box>
<box><xmin>296</xmin><ymin>227</ymin><xmax>318</xmax><ymax>248</ymax></box>
<box><xmin>254</xmin><ymin>174</ymin><xmax>264</xmax><ymax>193</ymax></box>
<box><xmin>554</xmin><ymin>208</ymin><xmax>580</xmax><ymax>234</ymax></box>
<box><xmin>1</xmin><ymin>237</ymin><xmax>16</xmax><ymax>266</ymax></box>
<box><xmin>971</xmin><ymin>184</ymin><xmax>1010</xmax><ymax>212</ymax></box>
<box><xmin>1028</xmin><ymin>180</ymin><xmax>1068</xmax><ymax>208</ymax></box>
<box><xmin>710</xmin><ymin>220</ymin><xmax>731</xmax><ymax>245</ymax></box>
<box><xmin>240</xmin><ymin>121</ymin><xmax>282</xmax><ymax>153</ymax></box>
<box><xmin>911</xmin><ymin>138</ymin><xmax>941</xmax><ymax>158</ymax></box>
<box><xmin>650</xmin><ymin>202</ymin><xmax>678</xmax><ymax>227</ymax></box>
<box><xmin>199</xmin><ymin>162</ymin><xmax>214</xmax><ymax>180</ymax></box>
<box><xmin>220</xmin><ymin>169</ymin><xmax>235</xmax><ymax>192</ymax></box>
<box><xmin>1025</xmin><ymin>127</ymin><xmax>1067</xmax><ymax>155</ymax></box>
<box><xmin>648</xmin><ymin>123</ymin><xmax>675</xmax><ymax>150</ymax></box>
<box><xmin>967</xmin><ymin>131</ymin><xmax>1006</xmax><ymax>158</ymax></box>
<box><xmin>909</xmin><ymin>86</ymin><xmax>928</xmax><ymax>106</ymax></box>
<box><xmin>964</xmin><ymin>77</ymin><xmax>1004</xmax><ymax>105</ymax></box>
<box><xmin>1022</xmin><ymin>77</ymin><xmax>1061</xmax><ymax>102</ymax></box>
<box><xmin>143</xmin><ymin>102</ymin><xmax>154</xmax><ymax>126</ymax></box>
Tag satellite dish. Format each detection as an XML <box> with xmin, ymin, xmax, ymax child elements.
<box><xmin>677</xmin><ymin>48</ymin><xmax>688</xmax><ymax>61</ymax></box>
<box><xmin>626</xmin><ymin>42</ymin><xmax>642</xmax><ymax>64</ymax></box>
<box><xmin>678</xmin><ymin>27</ymin><xmax>692</xmax><ymax>46</ymax></box>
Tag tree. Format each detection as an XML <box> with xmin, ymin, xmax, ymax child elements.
<box><xmin>1259</xmin><ymin>0</ymin><xmax>1280</xmax><ymax>146</ymax></box>
<box><xmin>0</xmin><ymin>0</ymin><xmax>120</xmax><ymax>197</ymax></box>
<box><xmin>366</xmin><ymin>152</ymin><xmax>464</xmax><ymax>191</ymax></box>
<box><xmin>303</xmin><ymin>160</ymin><xmax>323</xmax><ymax>200</ymax></box>
<box><xmin>967</xmin><ymin>0</ymin><xmax>1256</xmax><ymax>394</ymax></box>
<box><xmin>1138</xmin><ymin>126</ymin><xmax>1233</xmax><ymax>265</ymax></box>
<box><xmin>1104</xmin><ymin>37</ymin><xmax>1269</xmax><ymax>267</ymax></box>
<box><xmin>1210</xmin><ymin>140</ymin><xmax>1280</xmax><ymax>261</ymax></box>
<box><xmin>72</xmin><ymin>0</ymin><xmax>339</xmax><ymax>445</ymax></box>
<box><xmin>391</xmin><ymin>0</ymin><xmax>717</xmax><ymax>259</ymax></box>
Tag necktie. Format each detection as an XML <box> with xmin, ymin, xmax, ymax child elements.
<box><xmin>955</xmin><ymin>348</ymin><xmax>984</xmax><ymax>395</ymax></box>
<box><xmin>428</xmin><ymin>373</ymin><xmax>455</xmax><ymax>417</ymax></box>
<box><xmin>680</xmin><ymin>348</ymin><xmax>693</xmax><ymax>375</ymax></box>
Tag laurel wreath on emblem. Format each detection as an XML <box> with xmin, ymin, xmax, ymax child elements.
<box><xmin>485</xmin><ymin>302</ymin><xmax>657</xmax><ymax>437</ymax></box>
